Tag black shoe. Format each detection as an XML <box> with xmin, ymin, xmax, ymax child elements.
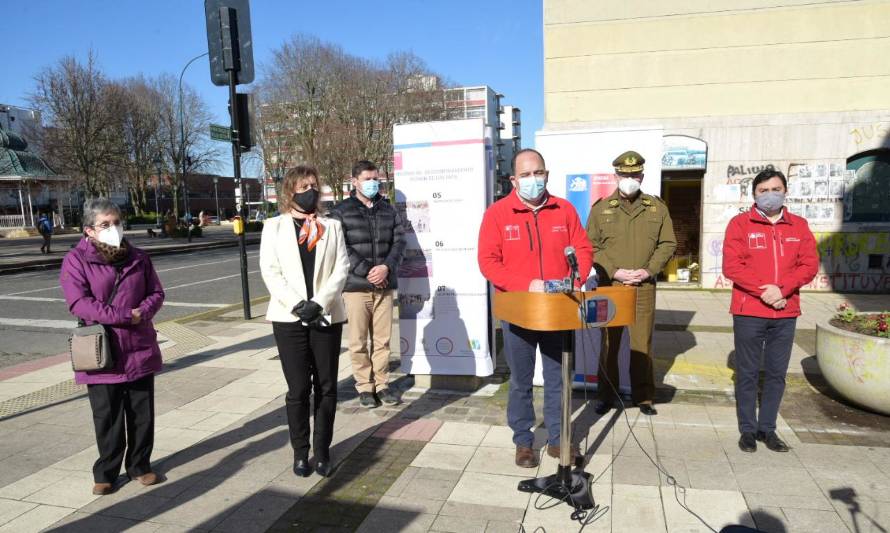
<box><xmin>359</xmin><ymin>392</ymin><xmax>378</xmax><ymax>409</ymax></box>
<box><xmin>315</xmin><ymin>460</ymin><xmax>332</xmax><ymax>477</ymax></box>
<box><xmin>594</xmin><ymin>400</ymin><xmax>613</xmax><ymax>415</ymax></box>
<box><xmin>738</xmin><ymin>432</ymin><xmax>757</xmax><ymax>453</ymax></box>
<box><xmin>293</xmin><ymin>457</ymin><xmax>311</xmax><ymax>477</ymax></box>
<box><xmin>756</xmin><ymin>431</ymin><xmax>789</xmax><ymax>452</ymax></box>
<box><xmin>638</xmin><ymin>403</ymin><xmax>658</xmax><ymax>416</ymax></box>
<box><xmin>377</xmin><ymin>388</ymin><xmax>399</xmax><ymax>406</ymax></box>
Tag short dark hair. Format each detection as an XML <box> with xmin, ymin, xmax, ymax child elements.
<box><xmin>511</xmin><ymin>148</ymin><xmax>545</xmax><ymax>175</ymax></box>
<box><xmin>751</xmin><ymin>169</ymin><xmax>787</xmax><ymax>194</ymax></box>
<box><xmin>352</xmin><ymin>160</ymin><xmax>377</xmax><ymax>178</ymax></box>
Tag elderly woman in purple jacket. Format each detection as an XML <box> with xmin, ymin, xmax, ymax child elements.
<box><xmin>60</xmin><ymin>198</ymin><xmax>165</xmax><ymax>496</ymax></box>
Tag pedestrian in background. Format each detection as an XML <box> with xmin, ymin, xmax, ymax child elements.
<box><xmin>260</xmin><ymin>165</ymin><xmax>349</xmax><ymax>478</ymax></box>
<box><xmin>37</xmin><ymin>211</ymin><xmax>53</xmax><ymax>254</ymax></box>
<box><xmin>586</xmin><ymin>151</ymin><xmax>676</xmax><ymax>416</ymax></box>
<box><xmin>59</xmin><ymin>198</ymin><xmax>165</xmax><ymax>495</ymax></box>
<box><xmin>329</xmin><ymin>160</ymin><xmax>406</xmax><ymax>409</ymax></box>
<box><xmin>723</xmin><ymin>169</ymin><xmax>818</xmax><ymax>453</ymax></box>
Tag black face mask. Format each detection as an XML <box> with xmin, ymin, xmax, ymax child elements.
<box><xmin>292</xmin><ymin>189</ymin><xmax>319</xmax><ymax>214</ymax></box>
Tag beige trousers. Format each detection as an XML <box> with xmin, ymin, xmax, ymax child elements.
<box><xmin>343</xmin><ymin>290</ymin><xmax>394</xmax><ymax>393</ymax></box>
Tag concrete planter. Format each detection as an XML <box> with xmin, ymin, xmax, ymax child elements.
<box><xmin>816</xmin><ymin>319</ymin><xmax>890</xmax><ymax>415</ymax></box>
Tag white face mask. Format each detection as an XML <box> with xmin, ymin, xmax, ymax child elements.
<box><xmin>618</xmin><ymin>177</ymin><xmax>641</xmax><ymax>196</ymax></box>
<box><xmin>97</xmin><ymin>225</ymin><xmax>123</xmax><ymax>248</ymax></box>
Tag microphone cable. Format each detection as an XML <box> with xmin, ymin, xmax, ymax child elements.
<box><xmin>571</xmin><ymin>282</ymin><xmax>720</xmax><ymax>533</ymax></box>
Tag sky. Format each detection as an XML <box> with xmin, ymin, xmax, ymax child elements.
<box><xmin>3</xmin><ymin>0</ymin><xmax>544</xmax><ymax>177</ymax></box>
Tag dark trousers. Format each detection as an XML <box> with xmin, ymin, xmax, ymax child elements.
<box><xmin>501</xmin><ymin>321</ymin><xmax>564</xmax><ymax>447</ymax></box>
<box><xmin>733</xmin><ymin>315</ymin><xmax>797</xmax><ymax>434</ymax></box>
<box><xmin>86</xmin><ymin>374</ymin><xmax>155</xmax><ymax>484</ymax></box>
<box><xmin>598</xmin><ymin>283</ymin><xmax>656</xmax><ymax>404</ymax></box>
<box><xmin>40</xmin><ymin>234</ymin><xmax>51</xmax><ymax>253</ymax></box>
<box><xmin>272</xmin><ymin>321</ymin><xmax>343</xmax><ymax>461</ymax></box>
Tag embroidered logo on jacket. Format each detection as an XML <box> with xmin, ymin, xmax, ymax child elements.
<box><xmin>505</xmin><ymin>225</ymin><xmax>520</xmax><ymax>241</ymax></box>
<box><xmin>748</xmin><ymin>232</ymin><xmax>767</xmax><ymax>250</ymax></box>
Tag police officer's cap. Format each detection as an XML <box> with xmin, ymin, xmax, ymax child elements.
<box><xmin>612</xmin><ymin>151</ymin><xmax>645</xmax><ymax>174</ymax></box>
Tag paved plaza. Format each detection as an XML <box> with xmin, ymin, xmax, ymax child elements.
<box><xmin>0</xmin><ymin>291</ymin><xmax>888</xmax><ymax>532</ymax></box>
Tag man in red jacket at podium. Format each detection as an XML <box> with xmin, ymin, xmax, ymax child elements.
<box><xmin>478</xmin><ymin>148</ymin><xmax>593</xmax><ymax>468</ymax></box>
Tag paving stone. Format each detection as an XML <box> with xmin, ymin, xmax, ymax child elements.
<box><xmin>430</xmin><ymin>421</ymin><xmax>489</xmax><ymax>446</ymax></box>
<box><xmin>437</xmin><ymin>501</ymin><xmax>525</xmax><ymax>522</ymax></box>
<box><xmin>780</xmin><ymin>507</ymin><xmax>851</xmax><ymax>533</ymax></box>
<box><xmin>662</xmin><ymin>486</ymin><xmax>753</xmax><ymax>532</ymax></box>
<box><xmin>733</xmin><ymin>466</ymin><xmax>824</xmax><ymax>498</ymax></box>
<box><xmin>411</xmin><ymin>443</ymin><xmax>475</xmax><ymax>471</ymax></box>
<box><xmin>449</xmin><ymin>472</ymin><xmax>530</xmax><ymax>510</ymax></box>
<box><xmin>430</xmin><ymin>514</ymin><xmax>488</xmax><ymax>532</ymax></box>
<box><xmin>0</xmin><ymin>498</ymin><xmax>36</xmax><ymax>527</ymax></box>
<box><xmin>0</xmin><ymin>504</ymin><xmax>73</xmax><ymax>533</ymax></box>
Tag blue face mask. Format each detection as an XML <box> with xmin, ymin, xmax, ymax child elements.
<box><xmin>360</xmin><ymin>179</ymin><xmax>379</xmax><ymax>198</ymax></box>
<box><xmin>517</xmin><ymin>176</ymin><xmax>546</xmax><ymax>201</ymax></box>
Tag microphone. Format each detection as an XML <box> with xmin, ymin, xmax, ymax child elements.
<box><xmin>564</xmin><ymin>246</ymin><xmax>580</xmax><ymax>290</ymax></box>
<box><xmin>564</xmin><ymin>246</ymin><xmax>579</xmax><ymax>271</ymax></box>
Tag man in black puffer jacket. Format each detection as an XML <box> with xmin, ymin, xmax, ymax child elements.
<box><xmin>329</xmin><ymin>160</ymin><xmax>406</xmax><ymax>409</ymax></box>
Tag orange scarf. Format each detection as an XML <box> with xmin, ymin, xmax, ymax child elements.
<box><xmin>296</xmin><ymin>214</ymin><xmax>323</xmax><ymax>251</ymax></box>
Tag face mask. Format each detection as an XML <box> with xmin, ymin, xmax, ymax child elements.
<box><xmin>97</xmin><ymin>225</ymin><xmax>123</xmax><ymax>248</ymax></box>
<box><xmin>618</xmin><ymin>177</ymin><xmax>641</xmax><ymax>196</ymax></box>
<box><xmin>755</xmin><ymin>191</ymin><xmax>785</xmax><ymax>213</ymax></box>
<box><xmin>360</xmin><ymin>179</ymin><xmax>379</xmax><ymax>198</ymax></box>
<box><xmin>292</xmin><ymin>189</ymin><xmax>319</xmax><ymax>213</ymax></box>
<box><xmin>517</xmin><ymin>176</ymin><xmax>547</xmax><ymax>201</ymax></box>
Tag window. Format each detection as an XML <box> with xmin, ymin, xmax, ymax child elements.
<box><xmin>846</xmin><ymin>150</ymin><xmax>890</xmax><ymax>222</ymax></box>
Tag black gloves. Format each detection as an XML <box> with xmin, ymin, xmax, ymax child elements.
<box><xmin>293</xmin><ymin>300</ymin><xmax>326</xmax><ymax>326</ymax></box>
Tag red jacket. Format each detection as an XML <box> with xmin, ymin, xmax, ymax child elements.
<box><xmin>478</xmin><ymin>190</ymin><xmax>593</xmax><ymax>292</ymax></box>
<box><xmin>722</xmin><ymin>206</ymin><xmax>819</xmax><ymax>318</ymax></box>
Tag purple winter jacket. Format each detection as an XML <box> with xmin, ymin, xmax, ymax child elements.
<box><xmin>60</xmin><ymin>238</ymin><xmax>165</xmax><ymax>385</ymax></box>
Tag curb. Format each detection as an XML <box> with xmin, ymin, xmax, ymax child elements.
<box><xmin>0</xmin><ymin>236</ymin><xmax>261</xmax><ymax>275</ymax></box>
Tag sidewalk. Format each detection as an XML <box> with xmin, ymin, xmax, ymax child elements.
<box><xmin>0</xmin><ymin>225</ymin><xmax>260</xmax><ymax>274</ymax></box>
<box><xmin>0</xmin><ymin>292</ymin><xmax>888</xmax><ymax>532</ymax></box>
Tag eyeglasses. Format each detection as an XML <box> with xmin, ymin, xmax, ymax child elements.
<box><xmin>517</xmin><ymin>170</ymin><xmax>547</xmax><ymax>178</ymax></box>
<box><xmin>91</xmin><ymin>221</ymin><xmax>122</xmax><ymax>230</ymax></box>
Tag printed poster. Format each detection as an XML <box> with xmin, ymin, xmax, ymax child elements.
<box><xmin>393</xmin><ymin>119</ymin><xmax>493</xmax><ymax>376</ymax></box>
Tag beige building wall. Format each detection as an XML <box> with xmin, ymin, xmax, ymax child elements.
<box><xmin>544</xmin><ymin>0</ymin><xmax>890</xmax><ymax>123</ymax></box>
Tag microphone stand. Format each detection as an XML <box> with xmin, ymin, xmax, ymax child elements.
<box><xmin>517</xmin><ymin>257</ymin><xmax>596</xmax><ymax>511</ymax></box>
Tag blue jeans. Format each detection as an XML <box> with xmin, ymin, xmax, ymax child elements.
<box><xmin>501</xmin><ymin>321</ymin><xmax>564</xmax><ymax>447</ymax></box>
<box><xmin>733</xmin><ymin>315</ymin><xmax>796</xmax><ymax>434</ymax></box>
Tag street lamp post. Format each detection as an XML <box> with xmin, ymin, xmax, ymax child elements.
<box><xmin>153</xmin><ymin>157</ymin><xmax>163</xmax><ymax>227</ymax></box>
<box><xmin>213</xmin><ymin>177</ymin><xmax>220</xmax><ymax>223</ymax></box>
<box><xmin>178</xmin><ymin>52</ymin><xmax>209</xmax><ymax>220</ymax></box>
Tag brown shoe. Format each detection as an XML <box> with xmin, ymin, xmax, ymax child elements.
<box><xmin>92</xmin><ymin>482</ymin><xmax>113</xmax><ymax>495</ymax></box>
<box><xmin>546</xmin><ymin>443</ymin><xmax>582</xmax><ymax>461</ymax></box>
<box><xmin>135</xmin><ymin>472</ymin><xmax>159</xmax><ymax>486</ymax></box>
<box><xmin>515</xmin><ymin>446</ymin><xmax>539</xmax><ymax>468</ymax></box>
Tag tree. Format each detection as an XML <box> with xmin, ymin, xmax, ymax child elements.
<box><xmin>29</xmin><ymin>52</ymin><xmax>124</xmax><ymax>197</ymax></box>
<box><xmin>256</xmin><ymin>34</ymin><xmax>448</xmax><ymax>202</ymax></box>
<box><xmin>154</xmin><ymin>74</ymin><xmax>219</xmax><ymax>218</ymax></box>
<box><xmin>116</xmin><ymin>76</ymin><xmax>164</xmax><ymax>215</ymax></box>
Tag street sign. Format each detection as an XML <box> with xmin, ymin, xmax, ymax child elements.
<box><xmin>204</xmin><ymin>0</ymin><xmax>254</xmax><ymax>86</ymax></box>
<box><xmin>210</xmin><ymin>124</ymin><xmax>231</xmax><ymax>142</ymax></box>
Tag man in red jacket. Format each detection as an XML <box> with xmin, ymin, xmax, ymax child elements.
<box><xmin>722</xmin><ymin>169</ymin><xmax>818</xmax><ymax>454</ymax></box>
<box><xmin>478</xmin><ymin>148</ymin><xmax>593</xmax><ymax>468</ymax></box>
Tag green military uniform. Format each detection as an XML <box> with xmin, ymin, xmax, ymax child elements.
<box><xmin>586</xmin><ymin>151</ymin><xmax>677</xmax><ymax>404</ymax></box>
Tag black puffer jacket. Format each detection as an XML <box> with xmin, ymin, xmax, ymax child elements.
<box><xmin>328</xmin><ymin>194</ymin><xmax>406</xmax><ymax>292</ymax></box>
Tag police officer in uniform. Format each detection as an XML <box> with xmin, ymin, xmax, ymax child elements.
<box><xmin>586</xmin><ymin>151</ymin><xmax>676</xmax><ymax>416</ymax></box>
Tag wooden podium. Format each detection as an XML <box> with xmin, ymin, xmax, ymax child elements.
<box><xmin>493</xmin><ymin>285</ymin><xmax>637</xmax><ymax>509</ymax></box>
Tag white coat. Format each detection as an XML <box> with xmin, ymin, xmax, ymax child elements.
<box><xmin>259</xmin><ymin>214</ymin><xmax>349</xmax><ymax>324</ymax></box>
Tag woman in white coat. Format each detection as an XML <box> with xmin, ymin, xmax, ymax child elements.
<box><xmin>260</xmin><ymin>165</ymin><xmax>349</xmax><ymax>478</ymax></box>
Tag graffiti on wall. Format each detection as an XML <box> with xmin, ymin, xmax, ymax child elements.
<box><xmin>849</xmin><ymin>123</ymin><xmax>889</xmax><ymax>147</ymax></box>
<box><xmin>707</xmin><ymin>232</ymin><xmax>890</xmax><ymax>292</ymax></box>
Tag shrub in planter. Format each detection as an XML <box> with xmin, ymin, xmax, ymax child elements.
<box><xmin>831</xmin><ymin>302</ymin><xmax>890</xmax><ymax>339</ymax></box>
<box><xmin>816</xmin><ymin>302</ymin><xmax>890</xmax><ymax>415</ymax></box>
